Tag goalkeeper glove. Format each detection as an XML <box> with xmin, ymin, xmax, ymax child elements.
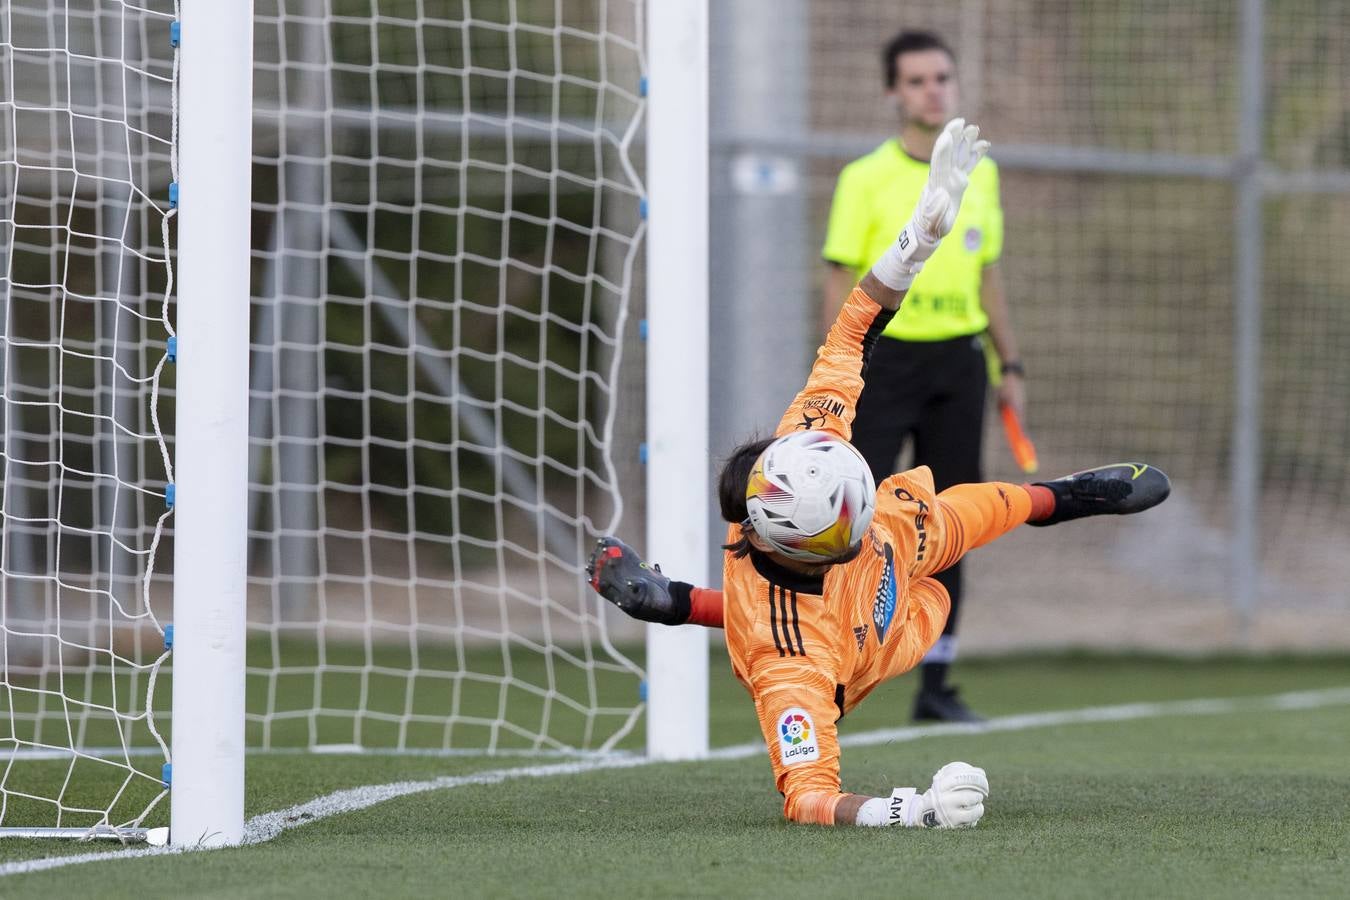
<box><xmin>871</xmin><ymin>118</ymin><xmax>991</xmax><ymax>291</ymax></box>
<box><xmin>854</xmin><ymin>761</ymin><xmax>990</xmax><ymax>828</ymax></box>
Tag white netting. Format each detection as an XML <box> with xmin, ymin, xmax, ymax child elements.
<box><xmin>244</xmin><ymin>1</ymin><xmax>648</xmax><ymax>752</ymax></box>
<box><xmin>0</xmin><ymin>0</ymin><xmax>648</xmax><ymax>837</ymax></box>
<box><xmin>0</xmin><ymin>1</ymin><xmax>175</xmax><ymax>830</ymax></box>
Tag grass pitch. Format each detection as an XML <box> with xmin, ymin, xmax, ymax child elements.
<box><xmin>2</xmin><ymin>652</ymin><xmax>1348</xmax><ymax>898</ymax></box>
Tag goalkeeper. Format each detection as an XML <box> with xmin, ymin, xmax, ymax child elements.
<box><xmin>587</xmin><ymin>120</ymin><xmax>1171</xmax><ymax>828</ymax></box>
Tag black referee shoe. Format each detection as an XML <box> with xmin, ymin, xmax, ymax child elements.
<box><xmin>1027</xmin><ymin>463</ymin><xmax>1171</xmax><ymax>527</ymax></box>
<box><xmin>912</xmin><ymin>686</ymin><xmax>985</xmax><ymax>724</ymax></box>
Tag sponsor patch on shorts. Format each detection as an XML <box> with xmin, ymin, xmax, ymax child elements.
<box><xmin>777</xmin><ymin>707</ymin><xmax>819</xmax><ymax>767</ymax></box>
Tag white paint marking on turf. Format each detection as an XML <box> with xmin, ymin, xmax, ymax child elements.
<box><xmin>240</xmin><ymin>755</ymin><xmax>655</xmax><ymax>845</ymax></box>
<box><xmin>704</xmin><ymin>685</ymin><xmax>1350</xmax><ymax>759</ymax></box>
<box><xmin>3</xmin><ymin>684</ymin><xmax>1349</xmax><ymax>879</ymax></box>
<box><xmin>0</xmin><ymin>844</ymin><xmax>190</xmax><ymax>876</ymax></box>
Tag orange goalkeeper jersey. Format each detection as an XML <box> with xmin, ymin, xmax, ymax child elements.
<box><xmin>721</xmin><ymin>286</ymin><xmax>1024</xmax><ymax>826</ymax></box>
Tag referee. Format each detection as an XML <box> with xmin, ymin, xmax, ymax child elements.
<box><xmin>820</xmin><ymin>30</ymin><xmax>1025</xmax><ymax>723</ymax></box>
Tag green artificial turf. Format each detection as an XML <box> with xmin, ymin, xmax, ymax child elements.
<box><xmin>1</xmin><ymin>653</ymin><xmax>1347</xmax><ymax>898</ymax></box>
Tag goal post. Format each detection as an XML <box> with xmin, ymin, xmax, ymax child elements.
<box><xmin>0</xmin><ymin>0</ymin><xmax>704</xmax><ymax>847</ymax></box>
<box><xmin>169</xmin><ymin>1</ymin><xmax>253</xmax><ymax>847</ymax></box>
<box><xmin>644</xmin><ymin>0</ymin><xmax>711</xmax><ymax>761</ymax></box>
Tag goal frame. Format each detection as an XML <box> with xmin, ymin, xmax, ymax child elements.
<box><xmin>644</xmin><ymin>0</ymin><xmax>711</xmax><ymax>761</ymax></box>
<box><xmin>167</xmin><ymin>0</ymin><xmax>253</xmax><ymax>848</ymax></box>
<box><xmin>0</xmin><ymin>0</ymin><xmax>709</xmax><ymax>847</ymax></box>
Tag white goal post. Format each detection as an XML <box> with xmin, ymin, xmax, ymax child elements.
<box><xmin>168</xmin><ymin>0</ymin><xmax>253</xmax><ymax>848</ymax></box>
<box><xmin>644</xmin><ymin>0</ymin><xmax>710</xmax><ymax>761</ymax></box>
<box><xmin>0</xmin><ymin>0</ymin><xmax>710</xmax><ymax>847</ymax></box>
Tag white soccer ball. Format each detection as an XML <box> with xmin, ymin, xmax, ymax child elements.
<box><xmin>744</xmin><ymin>431</ymin><xmax>876</xmax><ymax>562</ymax></box>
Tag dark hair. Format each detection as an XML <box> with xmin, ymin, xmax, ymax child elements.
<box><xmin>883</xmin><ymin>30</ymin><xmax>956</xmax><ymax>89</ymax></box>
<box><xmin>717</xmin><ymin>436</ymin><xmax>774</xmax><ymax>558</ymax></box>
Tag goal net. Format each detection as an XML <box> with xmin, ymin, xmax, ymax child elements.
<box><xmin>245</xmin><ymin>0</ymin><xmax>649</xmax><ymax>754</ymax></box>
<box><xmin>0</xmin><ymin>1</ymin><xmax>176</xmax><ymax>833</ymax></box>
<box><xmin>0</xmin><ymin>0</ymin><xmax>649</xmax><ymax>837</ymax></box>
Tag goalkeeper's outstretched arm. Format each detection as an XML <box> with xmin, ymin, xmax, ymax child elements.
<box><xmin>792</xmin><ymin>765</ymin><xmax>991</xmax><ymax>828</ymax></box>
<box><xmin>754</xmin><ymin>668</ymin><xmax>990</xmax><ymax>828</ymax></box>
<box><xmin>859</xmin><ymin>118</ymin><xmax>989</xmax><ymax>311</ymax></box>
<box><xmin>767</xmin><ymin>119</ymin><xmax>990</xmax><ymax>448</ymax></box>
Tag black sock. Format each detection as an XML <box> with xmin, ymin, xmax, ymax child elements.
<box><xmin>920</xmin><ymin>662</ymin><xmax>949</xmax><ymax>693</ymax></box>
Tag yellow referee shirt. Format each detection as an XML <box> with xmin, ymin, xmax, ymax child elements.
<box><xmin>822</xmin><ymin>139</ymin><xmax>1003</xmax><ymax>342</ymax></box>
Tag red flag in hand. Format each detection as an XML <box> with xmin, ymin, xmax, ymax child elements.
<box><xmin>1000</xmin><ymin>403</ymin><xmax>1039</xmax><ymax>475</ymax></box>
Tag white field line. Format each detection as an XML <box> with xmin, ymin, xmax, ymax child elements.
<box><xmin>2</xmin><ymin>746</ymin><xmax>602</xmax><ymax>760</ymax></box>
<box><xmin>3</xmin><ymin>684</ymin><xmax>1349</xmax><ymax>878</ymax></box>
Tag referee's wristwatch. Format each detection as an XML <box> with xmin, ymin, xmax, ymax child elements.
<box><xmin>1000</xmin><ymin>360</ymin><xmax>1026</xmax><ymax>377</ymax></box>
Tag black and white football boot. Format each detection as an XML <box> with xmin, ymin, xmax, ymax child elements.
<box><xmin>1027</xmin><ymin>463</ymin><xmax>1171</xmax><ymax>527</ymax></box>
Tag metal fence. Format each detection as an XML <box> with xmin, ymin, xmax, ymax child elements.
<box><xmin>709</xmin><ymin>0</ymin><xmax>1350</xmax><ymax>650</ymax></box>
<box><xmin>4</xmin><ymin>1</ymin><xmax>1344</xmax><ymax>657</ymax></box>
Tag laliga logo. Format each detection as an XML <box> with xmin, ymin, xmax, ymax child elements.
<box><xmin>780</xmin><ymin>712</ymin><xmax>811</xmax><ymax>745</ymax></box>
<box><xmin>778</xmin><ymin>709</ymin><xmax>819</xmax><ymax>765</ymax></box>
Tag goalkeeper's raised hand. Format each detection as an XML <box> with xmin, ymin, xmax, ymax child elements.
<box><xmin>853</xmin><ymin>761</ymin><xmax>990</xmax><ymax>828</ymax></box>
<box><xmin>871</xmin><ymin>119</ymin><xmax>990</xmax><ymax>292</ymax></box>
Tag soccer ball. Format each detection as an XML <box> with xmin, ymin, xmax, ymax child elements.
<box><xmin>745</xmin><ymin>431</ymin><xmax>876</xmax><ymax>562</ymax></box>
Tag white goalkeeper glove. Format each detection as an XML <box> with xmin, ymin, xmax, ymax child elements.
<box><xmin>871</xmin><ymin>118</ymin><xmax>991</xmax><ymax>291</ymax></box>
<box><xmin>854</xmin><ymin>761</ymin><xmax>990</xmax><ymax>828</ymax></box>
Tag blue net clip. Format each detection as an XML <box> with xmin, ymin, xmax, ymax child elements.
<box><xmin>168</xmin><ymin>182</ymin><xmax>178</xmax><ymax>208</ymax></box>
<box><xmin>162</xmin><ymin>763</ymin><xmax>172</xmax><ymax>787</ymax></box>
<box><xmin>639</xmin><ymin>319</ymin><xmax>648</xmax><ymax>341</ymax></box>
<box><xmin>639</xmin><ymin>680</ymin><xmax>648</xmax><ymax>702</ymax></box>
<box><xmin>165</xmin><ymin>483</ymin><xmax>176</xmax><ymax>508</ymax></box>
<box><xmin>639</xmin><ymin>443</ymin><xmax>648</xmax><ymax>465</ymax></box>
<box><xmin>639</xmin><ymin>76</ymin><xmax>648</xmax><ymax>97</ymax></box>
<box><xmin>167</xmin><ymin>335</ymin><xmax>177</xmax><ymax>362</ymax></box>
<box><xmin>170</xmin><ymin>21</ymin><xmax>180</xmax><ymax>47</ymax></box>
<box><xmin>164</xmin><ymin>624</ymin><xmax>174</xmax><ymax>651</ymax></box>
<box><xmin>639</xmin><ymin>197</ymin><xmax>648</xmax><ymax>220</ymax></box>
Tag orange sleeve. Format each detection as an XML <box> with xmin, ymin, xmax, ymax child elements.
<box><xmin>750</xmin><ymin>661</ymin><xmax>847</xmax><ymax>825</ymax></box>
<box><xmin>749</xmin><ymin>663</ymin><xmax>875</xmax><ymax>826</ymax></box>
<box><xmin>729</xmin><ymin>575</ymin><xmax>866</xmax><ymax>826</ymax></box>
<box><xmin>774</xmin><ymin>286</ymin><xmax>895</xmax><ymax>440</ymax></box>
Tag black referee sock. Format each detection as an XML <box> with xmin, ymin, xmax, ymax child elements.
<box><xmin>920</xmin><ymin>661</ymin><xmax>949</xmax><ymax>694</ymax></box>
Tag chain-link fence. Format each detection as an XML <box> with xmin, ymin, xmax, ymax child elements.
<box><xmin>4</xmin><ymin>0</ymin><xmax>1343</xmax><ymax>686</ymax></box>
<box><xmin>710</xmin><ymin>0</ymin><xmax>1350</xmax><ymax>651</ymax></box>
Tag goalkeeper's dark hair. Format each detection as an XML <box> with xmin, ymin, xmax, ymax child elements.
<box><xmin>717</xmin><ymin>436</ymin><xmax>775</xmax><ymax>559</ymax></box>
<box><xmin>883</xmin><ymin>30</ymin><xmax>956</xmax><ymax>88</ymax></box>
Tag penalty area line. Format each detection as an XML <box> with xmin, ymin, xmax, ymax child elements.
<box><xmin>3</xmin><ymin>684</ymin><xmax>1349</xmax><ymax>878</ymax></box>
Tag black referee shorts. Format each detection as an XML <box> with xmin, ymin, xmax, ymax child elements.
<box><xmin>851</xmin><ymin>333</ymin><xmax>988</xmax><ymax>491</ymax></box>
